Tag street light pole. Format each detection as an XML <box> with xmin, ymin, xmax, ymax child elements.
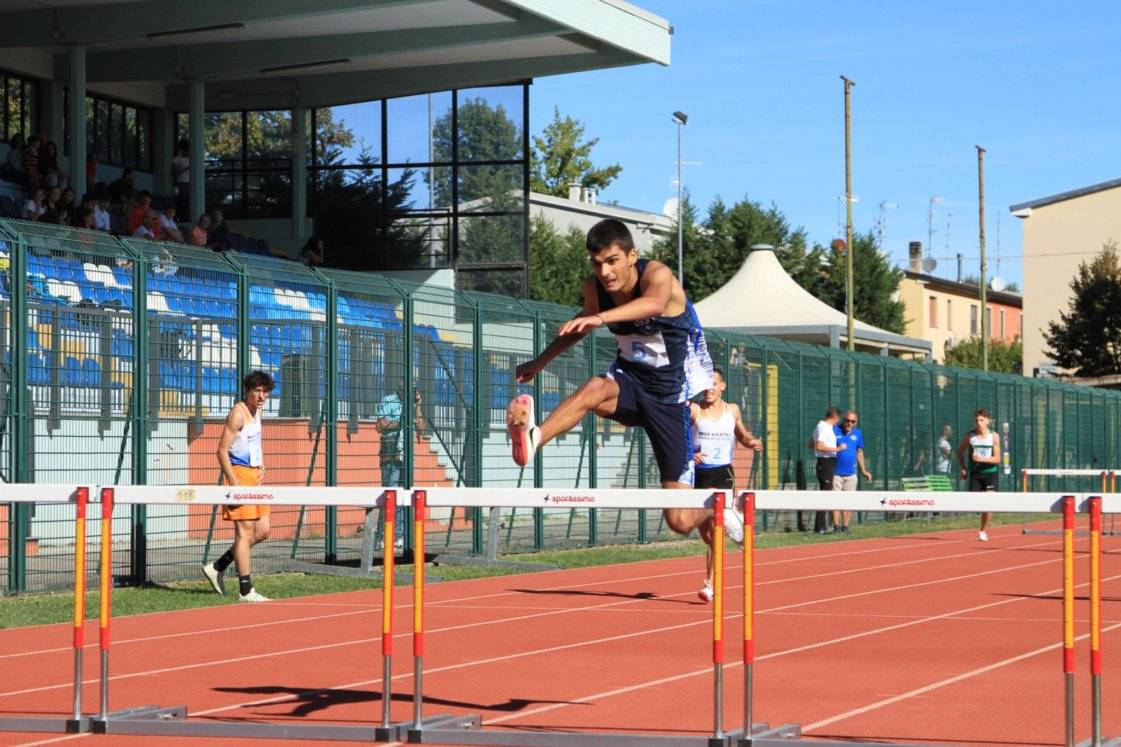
<box><xmin>841</xmin><ymin>76</ymin><xmax>855</xmax><ymax>352</ymax></box>
<box><xmin>976</xmin><ymin>144</ymin><xmax>988</xmax><ymax>371</ymax></box>
<box><xmin>672</xmin><ymin>111</ymin><xmax>688</xmax><ymax>288</ymax></box>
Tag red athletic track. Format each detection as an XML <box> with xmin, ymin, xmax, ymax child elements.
<box><xmin>1</xmin><ymin>520</ymin><xmax>1119</xmax><ymax>747</ymax></box>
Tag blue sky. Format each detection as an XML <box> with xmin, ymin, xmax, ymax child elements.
<box><xmin>530</xmin><ymin>0</ymin><xmax>1121</xmax><ymax>288</ymax></box>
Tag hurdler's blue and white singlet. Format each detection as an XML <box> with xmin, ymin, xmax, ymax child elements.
<box><xmin>596</xmin><ymin>259</ymin><xmax>713</xmax><ymax>405</ymax></box>
<box><xmin>228</xmin><ymin>403</ymin><xmax>263</xmax><ymax>468</ymax></box>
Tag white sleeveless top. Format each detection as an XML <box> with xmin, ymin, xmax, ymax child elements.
<box><xmin>694</xmin><ymin>406</ymin><xmax>735</xmax><ymax>469</ymax></box>
<box><xmin>228</xmin><ymin>404</ymin><xmax>263</xmax><ymax>467</ymax></box>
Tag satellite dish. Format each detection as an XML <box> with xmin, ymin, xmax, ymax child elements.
<box><xmin>662</xmin><ymin>197</ymin><xmax>679</xmax><ymax>218</ymax></box>
<box><xmin>990</xmin><ymin>276</ymin><xmax>1007</xmax><ymax>292</ymax></box>
<box><xmin>922</xmin><ymin>257</ymin><xmax>937</xmax><ymax>273</ymax></box>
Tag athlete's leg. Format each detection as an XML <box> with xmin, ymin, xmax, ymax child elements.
<box><xmin>233</xmin><ymin>519</ymin><xmax>255</xmax><ymax>577</ymax></box>
<box><xmin>536</xmin><ymin>376</ymin><xmax>620</xmax><ymax>446</ymax></box>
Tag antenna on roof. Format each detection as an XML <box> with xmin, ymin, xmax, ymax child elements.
<box><xmin>927</xmin><ymin>196</ymin><xmax>942</xmax><ymax>260</ymax></box>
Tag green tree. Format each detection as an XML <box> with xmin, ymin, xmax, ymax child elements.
<box><xmin>817</xmin><ymin>231</ymin><xmax>906</xmax><ymax>334</ymax></box>
<box><xmin>945</xmin><ymin>337</ymin><xmax>1023</xmax><ymax>374</ymax></box>
<box><xmin>1043</xmin><ymin>241</ymin><xmax>1121</xmax><ymax>376</ymax></box>
<box><xmin>530</xmin><ymin>107</ymin><xmax>622</xmax><ymax>197</ymax></box>
<box><xmin>528</xmin><ymin>216</ymin><xmax>588</xmax><ymax>306</ymax></box>
<box><xmin>649</xmin><ymin>194</ymin><xmax>817</xmax><ymax>302</ymax></box>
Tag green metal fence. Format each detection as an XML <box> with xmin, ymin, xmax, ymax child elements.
<box><xmin>2</xmin><ymin>217</ymin><xmax>1120</xmax><ymax>592</ymax></box>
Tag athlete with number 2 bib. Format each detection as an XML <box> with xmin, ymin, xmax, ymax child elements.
<box><xmin>508</xmin><ymin>218</ymin><xmax>744</xmax><ymax>572</ymax></box>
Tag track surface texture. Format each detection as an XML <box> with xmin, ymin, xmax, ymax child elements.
<box><xmin>1</xmin><ymin>520</ymin><xmax>1117</xmax><ymax>746</ymax></box>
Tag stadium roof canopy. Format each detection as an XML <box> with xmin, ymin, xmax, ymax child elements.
<box><xmin>1</xmin><ymin>0</ymin><xmax>671</xmax><ymax>109</ymax></box>
<box><xmin>693</xmin><ymin>245</ymin><xmax>933</xmax><ymax>358</ymax></box>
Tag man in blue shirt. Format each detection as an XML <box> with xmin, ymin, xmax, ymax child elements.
<box><xmin>832</xmin><ymin>410</ymin><xmax>872</xmax><ymax>533</ymax></box>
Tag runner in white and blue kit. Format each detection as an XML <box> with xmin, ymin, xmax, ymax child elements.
<box><xmin>508</xmin><ymin>219</ymin><xmax>731</xmax><ymax>549</ymax></box>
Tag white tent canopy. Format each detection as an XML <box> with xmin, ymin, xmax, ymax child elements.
<box><xmin>692</xmin><ymin>245</ymin><xmax>931</xmax><ymax>357</ymax></box>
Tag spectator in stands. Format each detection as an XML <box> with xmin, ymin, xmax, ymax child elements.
<box><xmin>127</xmin><ymin>190</ymin><xmax>152</xmax><ymax>234</ymax></box>
<box><xmin>2</xmin><ymin>134</ymin><xmax>25</xmax><ymax>182</ymax></box>
<box><xmin>172</xmin><ymin>140</ymin><xmax>190</xmax><ymax>216</ymax></box>
<box><xmin>60</xmin><ymin>187</ymin><xmax>76</xmax><ymax>216</ymax></box>
<box><xmin>132</xmin><ymin>208</ymin><xmax>159</xmax><ymax>240</ymax></box>
<box><xmin>23</xmin><ymin>134</ymin><xmax>41</xmax><ymax>192</ymax></box>
<box><xmin>72</xmin><ymin>205</ymin><xmax>96</xmax><ymax>230</ymax></box>
<box><xmin>85</xmin><ymin>151</ymin><xmax>99</xmax><ymax>184</ymax></box>
<box><xmin>42</xmin><ymin>186</ymin><xmax>69</xmax><ymax>224</ymax></box>
<box><xmin>22</xmin><ymin>187</ymin><xmax>46</xmax><ymax>220</ymax></box>
<box><xmin>107</xmin><ymin>167</ymin><xmax>136</xmax><ymax>205</ymax></box>
<box><xmin>190</xmin><ymin>213</ymin><xmax>211</xmax><ymax>247</ymax></box>
<box><xmin>299</xmin><ymin>235</ymin><xmax>325</xmax><ymax>267</ymax></box>
<box><xmin>157</xmin><ymin>201</ymin><xmax>184</xmax><ymax>243</ymax></box>
<box><xmin>936</xmin><ymin>424</ymin><xmax>954</xmax><ymax>476</ymax></box>
<box><xmin>208</xmin><ymin>207</ymin><xmax>230</xmax><ymax>249</ymax></box>
<box><xmin>93</xmin><ymin>192</ymin><xmax>111</xmax><ymax>231</ymax></box>
<box><xmin>40</xmin><ymin>141</ymin><xmax>67</xmax><ymax>189</ymax></box>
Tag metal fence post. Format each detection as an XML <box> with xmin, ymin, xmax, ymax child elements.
<box><xmin>130</xmin><ymin>245</ymin><xmax>149</xmax><ymax>585</ymax></box>
<box><xmin>319</xmin><ymin>270</ymin><xmax>339</xmax><ymax>560</ymax></box>
<box><xmin>8</xmin><ymin>227</ymin><xmax>28</xmax><ymax>592</ymax></box>
<box><xmin>471</xmin><ymin>301</ymin><xmax>484</xmax><ymax>555</ymax></box>
<box><xmin>532</xmin><ymin>310</ymin><xmax>544</xmax><ymax>550</ymax></box>
<box><xmin>402</xmin><ymin>292</ymin><xmax>415</xmax><ymax>551</ymax></box>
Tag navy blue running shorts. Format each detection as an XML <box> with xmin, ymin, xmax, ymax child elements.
<box><xmin>603</xmin><ymin>369</ymin><xmax>694</xmax><ymax>486</ymax></box>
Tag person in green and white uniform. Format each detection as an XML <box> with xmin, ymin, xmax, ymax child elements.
<box><xmin>955</xmin><ymin>408</ymin><xmax>1002</xmax><ymax>541</ymax></box>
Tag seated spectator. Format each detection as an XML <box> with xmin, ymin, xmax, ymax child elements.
<box><xmin>42</xmin><ymin>186</ymin><xmax>69</xmax><ymax>224</ymax></box>
<box><xmin>60</xmin><ymin>187</ymin><xmax>76</xmax><ymax>216</ymax></box>
<box><xmin>208</xmin><ymin>207</ymin><xmax>230</xmax><ymax>249</ymax></box>
<box><xmin>127</xmin><ymin>190</ymin><xmax>152</xmax><ymax>234</ymax></box>
<box><xmin>72</xmin><ymin>205</ymin><xmax>96</xmax><ymax>230</ymax></box>
<box><xmin>93</xmin><ymin>192</ymin><xmax>111</xmax><ymax>231</ymax></box>
<box><xmin>108</xmin><ymin>167</ymin><xmax>136</xmax><ymax>205</ymax></box>
<box><xmin>157</xmin><ymin>201</ymin><xmax>184</xmax><ymax>243</ymax></box>
<box><xmin>190</xmin><ymin>213</ymin><xmax>211</xmax><ymax>247</ymax></box>
<box><xmin>132</xmin><ymin>209</ymin><xmax>159</xmax><ymax>240</ymax></box>
<box><xmin>299</xmin><ymin>235</ymin><xmax>325</xmax><ymax>267</ymax></box>
<box><xmin>23</xmin><ymin>134</ymin><xmax>41</xmax><ymax>192</ymax></box>
<box><xmin>172</xmin><ymin>140</ymin><xmax>190</xmax><ymax>216</ymax></box>
<box><xmin>2</xmin><ymin>133</ymin><xmax>25</xmax><ymax>182</ymax></box>
<box><xmin>40</xmin><ymin>141</ymin><xmax>68</xmax><ymax>189</ymax></box>
<box><xmin>22</xmin><ymin>188</ymin><xmax>46</xmax><ymax>220</ymax></box>
<box><xmin>85</xmin><ymin>151</ymin><xmax>99</xmax><ymax>184</ymax></box>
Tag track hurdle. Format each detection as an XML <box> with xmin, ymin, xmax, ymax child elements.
<box><xmin>742</xmin><ymin>489</ymin><xmax>1077</xmax><ymax>747</ymax></box>
<box><xmin>1079</xmin><ymin>493</ymin><xmax>1121</xmax><ymax>747</ymax></box>
<box><xmin>86</xmin><ymin>483</ymin><xmax>428</xmax><ymax>742</ymax></box>
<box><xmin>407</xmin><ymin>487</ymin><xmax>743</xmax><ymax>747</ymax></box>
<box><xmin>0</xmin><ymin>485</ymin><xmax>91</xmax><ymax>735</ymax></box>
<box><xmin>1021</xmin><ymin>469</ymin><xmax>1117</xmax><ymax>536</ymax></box>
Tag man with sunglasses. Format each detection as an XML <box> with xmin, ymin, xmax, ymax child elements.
<box><xmin>832</xmin><ymin>410</ymin><xmax>872</xmax><ymax>532</ymax></box>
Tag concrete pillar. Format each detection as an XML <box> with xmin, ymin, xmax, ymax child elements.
<box><xmin>188</xmin><ymin>79</ymin><xmax>205</xmax><ymax>221</ymax></box>
<box><xmin>291</xmin><ymin>107</ymin><xmax>308</xmax><ymax>241</ymax></box>
<box><xmin>152</xmin><ymin>106</ymin><xmax>174</xmax><ymax>196</ymax></box>
<box><xmin>67</xmin><ymin>45</ymin><xmax>86</xmax><ymax>199</ymax></box>
<box><xmin>41</xmin><ymin>75</ymin><xmax>65</xmax><ymax>151</ymax></box>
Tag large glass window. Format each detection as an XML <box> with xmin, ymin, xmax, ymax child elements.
<box><xmin>65</xmin><ymin>91</ymin><xmax>152</xmax><ymax>170</ymax></box>
<box><xmin>1</xmin><ymin>70</ymin><xmax>38</xmax><ymax>144</ymax></box>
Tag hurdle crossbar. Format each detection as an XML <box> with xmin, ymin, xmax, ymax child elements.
<box><xmin>410</xmin><ymin>488</ymin><xmax>736</xmax><ymax>747</ymax></box>
<box><xmin>88</xmin><ymin>485</ymin><xmax>423</xmax><ymax>742</ymax></box>
<box><xmin>1021</xmin><ymin>470</ymin><xmax>1118</xmax><ymax>537</ymax></box>
<box><xmin>0</xmin><ymin>486</ymin><xmax>92</xmax><ymax>735</ymax></box>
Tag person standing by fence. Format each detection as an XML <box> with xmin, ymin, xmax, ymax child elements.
<box><xmin>810</xmin><ymin>407</ymin><xmax>846</xmax><ymax>534</ymax></box>
<box><xmin>831</xmin><ymin>410</ymin><xmax>871</xmax><ymax>533</ymax></box>
<box><xmin>202</xmin><ymin>371</ymin><xmax>275</xmax><ymax>602</ymax></box>
<box><xmin>956</xmin><ymin>408</ymin><xmax>1001</xmax><ymax>541</ymax></box>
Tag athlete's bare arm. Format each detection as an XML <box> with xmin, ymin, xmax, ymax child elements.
<box><xmin>216</xmin><ymin>404</ymin><xmax>247</xmax><ymax>486</ymax></box>
<box><xmin>731</xmin><ymin>403</ymin><xmax>762</xmax><ymax>451</ymax></box>
<box><xmin>515</xmin><ymin>279</ymin><xmax>599</xmax><ymax>383</ymax></box>
<box><xmin>558</xmin><ymin>261</ymin><xmax>679</xmax><ymax>338</ymax></box>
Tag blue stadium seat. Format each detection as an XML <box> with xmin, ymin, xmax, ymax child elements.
<box><xmin>82</xmin><ymin>359</ymin><xmax>100</xmax><ymax>387</ymax></box>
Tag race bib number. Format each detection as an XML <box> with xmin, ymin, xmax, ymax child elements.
<box><xmin>616</xmin><ymin>333</ymin><xmax>669</xmax><ymax>368</ymax></box>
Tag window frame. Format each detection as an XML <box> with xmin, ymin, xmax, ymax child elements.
<box><xmin>0</xmin><ymin>69</ymin><xmax>39</xmax><ymax>145</ymax></box>
<box><xmin>64</xmin><ymin>89</ymin><xmax>153</xmax><ymax>171</ymax></box>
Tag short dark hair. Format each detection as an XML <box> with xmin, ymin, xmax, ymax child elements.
<box><xmin>974</xmin><ymin>408</ymin><xmax>991</xmax><ymax>419</ymax></box>
<box><xmin>586</xmin><ymin>218</ymin><xmax>635</xmax><ymax>253</ymax></box>
<box><xmin>243</xmin><ymin>370</ymin><xmax>275</xmax><ymax>392</ymax></box>
<box><xmin>825</xmin><ymin>406</ymin><xmax>841</xmax><ymax>419</ymax></box>
<box><xmin>712</xmin><ymin>367</ymin><xmax>725</xmax><ymax>380</ymax></box>
<box><xmin>137</xmin><ymin>189</ymin><xmax>152</xmax><ymax>201</ymax></box>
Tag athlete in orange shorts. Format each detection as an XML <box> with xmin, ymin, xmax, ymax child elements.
<box><xmin>202</xmin><ymin>371</ymin><xmax>274</xmax><ymax>602</ymax></box>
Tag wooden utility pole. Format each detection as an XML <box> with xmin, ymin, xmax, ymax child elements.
<box><xmin>842</xmin><ymin>75</ymin><xmax>855</xmax><ymax>352</ymax></box>
<box><xmin>976</xmin><ymin>145</ymin><xmax>988</xmax><ymax>371</ymax></box>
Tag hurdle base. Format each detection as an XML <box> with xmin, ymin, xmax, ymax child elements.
<box><xmin>732</xmin><ymin>721</ymin><xmax>801</xmax><ymax>745</ymax></box>
<box><xmin>90</xmin><ymin>703</ymin><xmax>188</xmax><ymax>733</ymax></box>
<box><xmin>410</xmin><ymin>716</ymin><xmax>758</xmax><ymax>746</ymax></box>
<box><xmin>284</xmin><ymin>559</ymin><xmax>422</xmax><ymax>583</ymax></box>
<box><xmin>0</xmin><ymin>715</ymin><xmax>89</xmax><ymax>734</ymax></box>
<box><xmin>1076</xmin><ymin>737</ymin><xmax>1121</xmax><ymax>747</ymax></box>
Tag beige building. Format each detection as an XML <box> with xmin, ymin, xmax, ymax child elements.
<box><xmin>899</xmin><ymin>268</ymin><xmax>1022</xmax><ymax>364</ymax></box>
<box><xmin>531</xmin><ymin>185</ymin><xmax>674</xmax><ymax>256</ymax></box>
<box><xmin>1010</xmin><ymin>178</ymin><xmax>1121</xmax><ymax>376</ymax></box>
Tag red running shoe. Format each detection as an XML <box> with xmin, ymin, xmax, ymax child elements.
<box><xmin>507</xmin><ymin>394</ymin><xmax>540</xmax><ymax>467</ymax></box>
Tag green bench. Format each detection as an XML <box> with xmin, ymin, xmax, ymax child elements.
<box><xmin>901</xmin><ymin>475</ymin><xmax>954</xmax><ymax>492</ymax></box>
